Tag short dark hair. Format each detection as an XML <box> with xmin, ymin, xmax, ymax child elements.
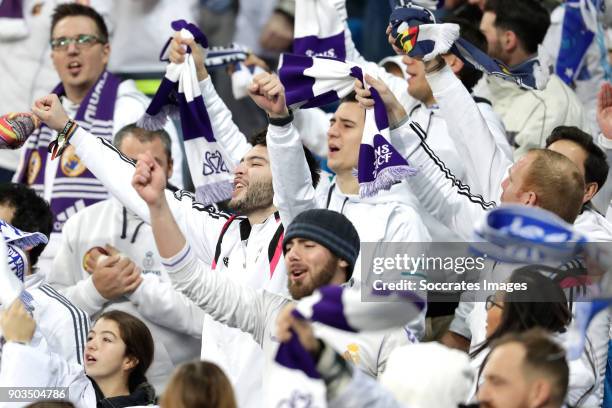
<box><xmin>340</xmin><ymin>91</ymin><xmax>358</xmax><ymax>105</ymax></box>
<box><xmin>0</xmin><ymin>183</ymin><xmax>53</xmax><ymax>267</ymax></box>
<box><xmin>248</xmin><ymin>129</ymin><xmax>322</xmax><ymax>188</ymax></box>
<box><xmin>51</xmin><ymin>3</ymin><xmax>109</xmax><ymax>43</ymax></box>
<box><xmin>443</xmin><ymin>17</ymin><xmax>487</xmax><ymax>91</ymax></box>
<box><xmin>490</xmin><ymin>329</ymin><xmax>569</xmax><ymax>406</ymax></box>
<box><xmin>546</xmin><ymin>126</ymin><xmax>609</xmax><ymax>192</ymax></box>
<box><xmin>484</xmin><ymin>0</ymin><xmax>550</xmax><ymax>54</ymax></box>
<box><xmin>114</xmin><ymin>123</ymin><xmax>173</xmax><ymax>160</ymax></box>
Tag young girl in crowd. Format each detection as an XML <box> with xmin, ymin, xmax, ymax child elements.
<box><xmin>0</xmin><ymin>303</ymin><xmax>156</xmax><ymax>408</ymax></box>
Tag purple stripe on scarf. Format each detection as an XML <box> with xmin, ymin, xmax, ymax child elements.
<box><xmin>274</xmin><ymin>330</ymin><xmax>322</xmax><ymax>379</ymax></box>
<box><xmin>358</xmin><ymin>144</ymin><xmax>375</xmax><ymax>183</ymax></box>
<box><xmin>279</xmin><ymin>53</ymin><xmax>316</xmax><ymax>106</ymax></box>
<box><xmin>293</xmin><ymin>31</ymin><xmax>347</xmax><ymax>61</ymax></box>
<box><xmin>171</xmin><ymin>19</ymin><xmax>208</xmax><ymax>48</ymax></box>
<box><xmin>0</xmin><ymin>0</ymin><xmax>23</xmax><ymax>18</ymax></box>
<box><xmin>301</xmin><ymin>90</ymin><xmax>341</xmax><ymax>109</ymax></box>
<box><xmin>179</xmin><ymin>94</ymin><xmax>214</xmax><ymax>142</ymax></box>
<box><xmin>371</xmin><ymin>88</ymin><xmax>389</xmax><ymax>130</ymax></box>
<box><xmin>296</xmin><ymin>285</ymin><xmax>355</xmax><ymax>332</ymax></box>
<box><xmin>146</xmin><ymin>77</ymin><xmax>177</xmax><ymax>117</ymax></box>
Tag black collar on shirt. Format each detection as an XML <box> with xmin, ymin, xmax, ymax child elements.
<box><xmin>90</xmin><ymin>377</ymin><xmax>156</xmax><ymax>408</ymax></box>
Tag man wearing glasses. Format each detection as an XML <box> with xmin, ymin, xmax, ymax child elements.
<box><xmin>13</xmin><ymin>3</ymin><xmax>183</xmax><ymax>272</ymax></box>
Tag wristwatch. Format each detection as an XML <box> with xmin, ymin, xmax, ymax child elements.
<box><xmin>268</xmin><ymin>109</ymin><xmax>294</xmax><ymax>126</ymax></box>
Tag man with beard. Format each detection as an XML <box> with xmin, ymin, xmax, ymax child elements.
<box><xmin>30</xmin><ymin>91</ymin><xmax>321</xmax><ymax>408</ymax></box>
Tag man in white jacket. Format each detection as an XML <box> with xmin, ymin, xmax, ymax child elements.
<box><xmin>11</xmin><ymin>3</ymin><xmax>183</xmax><ymax>273</ymax></box>
<box><xmin>477</xmin><ymin>0</ymin><xmax>589</xmax><ymax>159</ymax></box>
<box><xmin>46</xmin><ymin>124</ymin><xmax>204</xmax><ymax>393</ymax></box>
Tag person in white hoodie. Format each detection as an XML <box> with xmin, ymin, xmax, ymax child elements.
<box><xmin>47</xmin><ymin>124</ymin><xmax>204</xmax><ymax>394</ymax></box>
<box><xmin>0</xmin><ymin>183</ymin><xmax>89</xmax><ymax>368</ymax></box>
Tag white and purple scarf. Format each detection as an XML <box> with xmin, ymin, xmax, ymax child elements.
<box><xmin>389</xmin><ymin>5</ymin><xmax>552</xmax><ymax>90</ymax></box>
<box><xmin>294</xmin><ymin>284</ymin><xmax>425</xmax><ymax>332</ymax></box>
<box><xmin>0</xmin><ymin>221</ymin><xmax>47</xmax><ymax>308</ymax></box>
<box><xmin>270</xmin><ymin>333</ymin><xmax>327</xmax><ymax>407</ymax></box>
<box><xmin>279</xmin><ymin>53</ymin><xmax>418</xmax><ymax>197</ymax></box>
<box><xmin>14</xmin><ymin>71</ymin><xmax>120</xmax><ymax>234</ymax></box>
<box><xmin>293</xmin><ymin>0</ymin><xmax>347</xmax><ymax>60</ymax></box>
<box><xmin>0</xmin><ymin>0</ymin><xmax>27</xmax><ymax>40</ymax></box>
<box><xmin>140</xmin><ymin>20</ymin><xmax>234</xmax><ymax>205</ymax></box>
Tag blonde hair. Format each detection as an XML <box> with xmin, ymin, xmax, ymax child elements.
<box><xmin>160</xmin><ymin>361</ymin><xmax>237</xmax><ymax>408</ymax></box>
<box><xmin>522</xmin><ymin>149</ymin><xmax>585</xmax><ymax>223</ymax></box>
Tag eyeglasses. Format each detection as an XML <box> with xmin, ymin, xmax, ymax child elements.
<box><xmin>485</xmin><ymin>294</ymin><xmax>503</xmax><ymax>311</ymax></box>
<box><xmin>50</xmin><ymin>34</ymin><xmax>104</xmax><ymax>51</ymax></box>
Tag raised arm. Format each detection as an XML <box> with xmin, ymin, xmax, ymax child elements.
<box><xmin>424</xmin><ymin>58</ymin><xmax>512</xmax><ymax>202</ymax></box>
<box><xmin>31</xmin><ymin>94</ymin><xmax>227</xmax><ymax>265</ymax></box>
<box><xmin>130</xmin><ymin>150</ymin><xmax>286</xmax><ymax>345</ymax></box>
<box><xmin>247</xmin><ymin>72</ymin><xmax>319</xmax><ymax>227</ymax></box>
<box><xmin>169</xmin><ymin>34</ymin><xmax>253</xmax><ymax>166</ymax></box>
<box><xmin>591</xmin><ymin>83</ymin><xmax>612</xmax><ymax>213</ymax></box>
<box><xmin>354</xmin><ymin>75</ymin><xmax>491</xmax><ymax>240</ymax></box>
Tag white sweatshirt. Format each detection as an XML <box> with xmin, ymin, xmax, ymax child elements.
<box><xmin>424</xmin><ymin>63</ymin><xmax>612</xmax><ymax>243</ymax></box>
<box><xmin>47</xmin><ymin>197</ymin><xmax>203</xmax><ymax>393</ymax></box>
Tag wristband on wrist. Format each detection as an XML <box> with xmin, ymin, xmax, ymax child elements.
<box><xmin>48</xmin><ymin>119</ymin><xmax>78</xmax><ymax>160</ymax></box>
<box><xmin>268</xmin><ymin>109</ymin><xmax>294</xmax><ymax>126</ymax></box>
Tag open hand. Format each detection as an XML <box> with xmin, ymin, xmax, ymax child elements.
<box><xmin>597</xmin><ymin>82</ymin><xmax>612</xmax><ymax>139</ymax></box>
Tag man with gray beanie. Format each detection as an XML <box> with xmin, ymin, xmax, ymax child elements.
<box><xmin>130</xmin><ymin>146</ymin><xmax>415</xmax><ymax>399</ymax></box>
